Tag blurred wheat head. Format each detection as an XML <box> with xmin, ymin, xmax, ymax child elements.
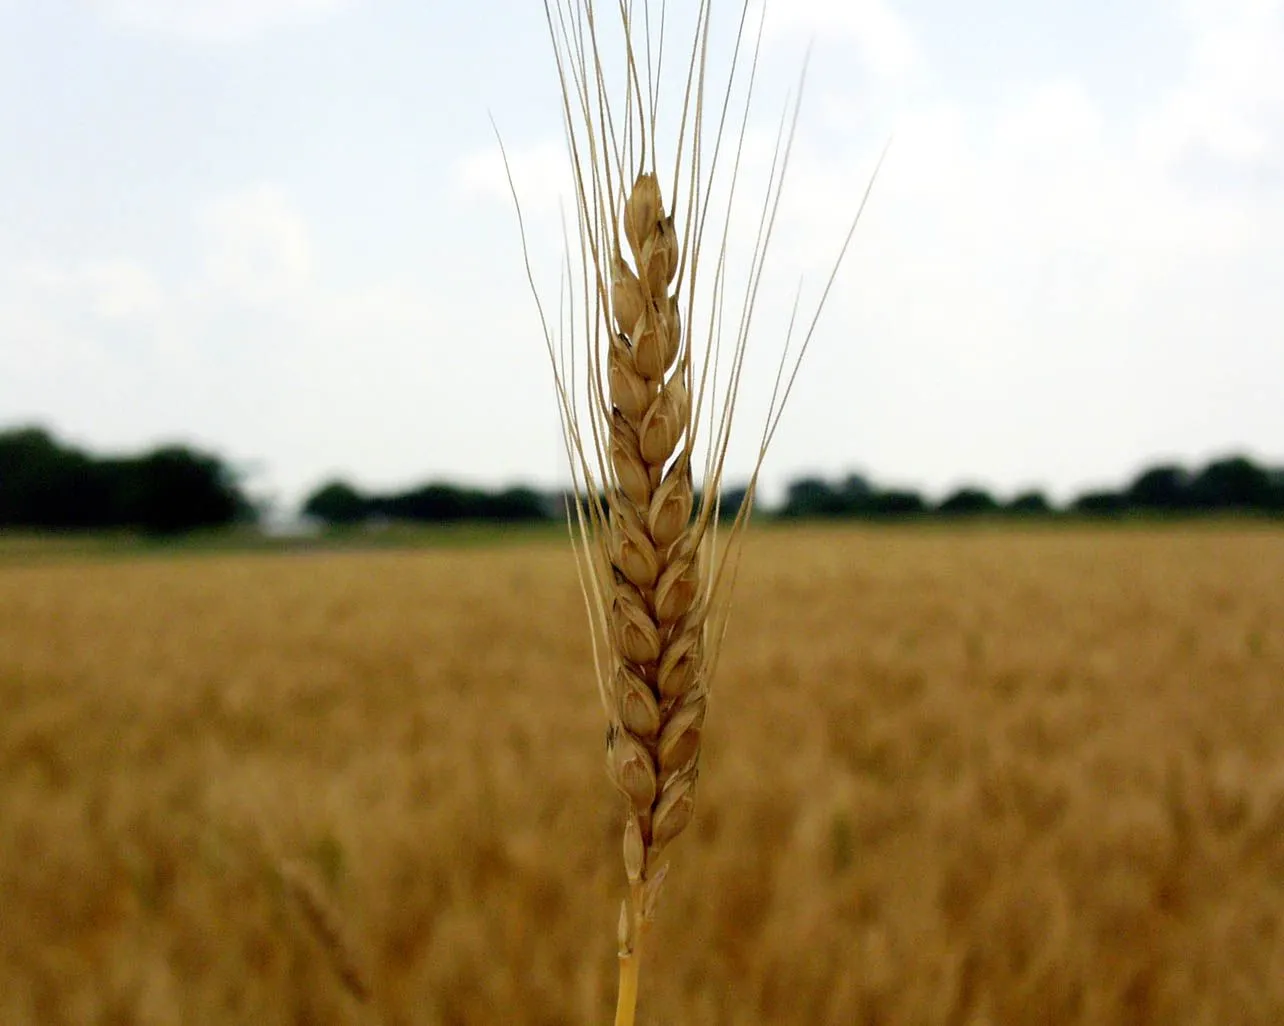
<box><xmin>504</xmin><ymin>1</ymin><xmax>882</xmax><ymax>1020</ymax></box>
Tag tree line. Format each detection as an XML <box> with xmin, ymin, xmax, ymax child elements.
<box><xmin>302</xmin><ymin>479</ymin><xmax>552</xmax><ymax>525</ymax></box>
<box><xmin>0</xmin><ymin>427</ymin><xmax>250</xmax><ymax>535</ymax></box>
<box><xmin>776</xmin><ymin>456</ymin><xmax>1284</xmax><ymax>520</ymax></box>
<box><xmin>301</xmin><ymin>479</ymin><xmax>752</xmax><ymax>527</ymax></box>
<box><xmin>2</xmin><ymin>425</ymin><xmax>1282</xmax><ymax>535</ymax></box>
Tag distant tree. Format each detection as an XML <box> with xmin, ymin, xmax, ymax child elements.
<box><xmin>838</xmin><ymin>473</ymin><xmax>873</xmax><ymax>505</ymax></box>
<box><xmin>688</xmin><ymin>484</ymin><xmax>749</xmax><ymax>523</ymax></box>
<box><xmin>0</xmin><ymin>427</ymin><xmax>87</xmax><ymax>527</ymax></box>
<box><xmin>1269</xmin><ymin>470</ymin><xmax>1284</xmax><ymax>514</ymax></box>
<box><xmin>1006</xmin><ymin>490</ymin><xmax>1052</xmax><ymax>515</ymax></box>
<box><xmin>378</xmin><ymin>483</ymin><xmax>472</xmax><ymax>522</ymax></box>
<box><xmin>120</xmin><ymin>446</ymin><xmax>248</xmax><ymax>535</ymax></box>
<box><xmin>303</xmin><ymin>480</ymin><xmax>369</xmax><ymax>526</ymax></box>
<box><xmin>776</xmin><ymin>474</ymin><xmax>937</xmax><ymax>519</ymax></box>
<box><xmin>716</xmin><ymin>485</ymin><xmax>751</xmax><ymax>523</ymax></box>
<box><xmin>481</xmin><ymin>486</ymin><xmax>552</xmax><ymax>522</ymax></box>
<box><xmin>866</xmin><ymin>489</ymin><xmax>926</xmax><ymax>517</ymax></box>
<box><xmin>0</xmin><ymin>427</ymin><xmax>247</xmax><ymax>533</ymax></box>
<box><xmin>548</xmin><ymin>488</ymin><xmax>601</xmax><ymax>522</ymax></box>
<box><xmin>1072</xmin><ymin>490</ymin><xmax>1127</xmax><ymax>517</ymax></box>
<box><xmin>365</xmin><ymin>481</ymin><xmax>553</xmax><ymax>524</ymax></box>
<box><xmin>1126</xmin><ymin>464</ymin><xmax>1192</xmax><ymax>512</ymax></box>
<box><xmin>781</xmin><ymin>477</ymin><xmax>844</xmax><ymax>518</ymax></box>
<box><xmin>937</xmin><ymin>487</ymin><xmax>998</xmax><ymax>516</ymax></box>
<box><xmin>1190</xmin><ymin>456</ymin><xmax>1272</xmax><ymax>510</ymax></box>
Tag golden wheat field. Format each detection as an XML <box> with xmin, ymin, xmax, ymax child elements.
<box><xmin>2</xmin><ymin>524</ymin><xmax>1283</xmax><ymax>1025</ymax></box>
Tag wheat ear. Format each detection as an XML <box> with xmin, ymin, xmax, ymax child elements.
<box><xmin>601</xmin><ymin>166</ymin><xmax>704</xmax><ymax>991</ymax></box>
<box><xmin>502</xmin><ymin>2</ymin><xmax>884</xmax><ymax>1022</ymax></box>
<box><xmin>280</xmin><ymin>860</ymin><xmax>375</xmax><ymax>1009</ymax></box>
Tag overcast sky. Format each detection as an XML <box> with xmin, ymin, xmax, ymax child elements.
<box><xmin>1</xmin><ymin>0</ymin><xmax>1281</xmax><ymax>510</ymax></box>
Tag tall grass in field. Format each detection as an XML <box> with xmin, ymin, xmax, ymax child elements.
<box><xmin>3</xmin><ymin>528</ymin><xmax>1284</xmax><ymax>1023</ymax></box>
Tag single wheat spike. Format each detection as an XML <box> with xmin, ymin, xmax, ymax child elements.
<box><xmin>279</xmin><ymin>860</ymin><xmax>374</xmax><ymax>1008</ymax></box>
<box><xmin>602</xmin><ymin>169</ymin><xmax>705</xmax><ymax>959</ymax></box>
<box><xmin>249</xmin><ymin>824</ymin><xmax>379</xmax><ymax>1016</ymax></box>
<box><xmin>503</xmin><ymin>2</ymin><xmax>884</xmax><ymax>1022</ymax></box>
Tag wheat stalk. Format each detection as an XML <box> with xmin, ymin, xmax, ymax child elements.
<box><xmin>279</xmin><ymin>860</ymin><xmax>375</xmax><ymax>1009</ymax></box>
<box><xmin>503</xmin><ymin>2</ymin><xmax>884</xmax><ymax>1021</ymax></box>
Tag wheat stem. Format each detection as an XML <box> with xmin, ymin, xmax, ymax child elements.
<box><xmin>614</xmin><ymin>955</ymin><xmax>640</xmax><ymax>1026</ymax></box>
<box><xmin>614</xmin><ymin>890</ymin><xmax>644</xmax><ymax>1026</ymax></box>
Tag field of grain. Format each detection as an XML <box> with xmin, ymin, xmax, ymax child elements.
<box><xmin>1</xmin><ymin>525</ymin><xmax>1282</xmax><ymax>1025</ymax></box>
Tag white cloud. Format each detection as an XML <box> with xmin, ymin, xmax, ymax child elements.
<box><xmin>198</xmin><ymin>186</ymin><xmax>314</xmax><ymax>304</ymax></box>
<box><xmin>89</xmin><ymin>0</ymin><xmax>355</xmax><ymax>42</ymax></box>
<box><xmin>756</xmin><ymin>0</ymin><xmax>924</xmax><ymax>83</ymax></box>
<box><xmin>82</xmin><ymin>260</ymin><xmax>166</xmax><ymax>321</ymax></box>
<box><xmin>13</xmin><ymin>259</ymin><xmax>164</xmax><ymax>322</ymax></box>
<box><xmin>455</xmin><ymin>140</ymin><xmax>569</xmax><ymax>221</ymax></box>
<box><xmin>1143</xmin><ymin>0</ymin><xmax>1284</xmax><ymax>172</ymax></box>
<box><xmin>991</xmin><ymin>81</ymin><xmax>1105</xmax><ymax>165</ymax></box>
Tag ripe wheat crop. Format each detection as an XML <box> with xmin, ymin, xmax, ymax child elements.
<box><xmin>2</xmin><ymin>525</ymin><xmax>1283</xmax><ymax>1024</ymax></box>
